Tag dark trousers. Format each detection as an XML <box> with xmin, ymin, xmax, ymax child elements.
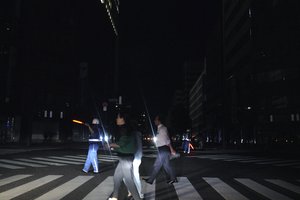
<box><xmin>148</xmin><ymin>145</ymin><xmax>176</xmax><ymax>183</ymax></box>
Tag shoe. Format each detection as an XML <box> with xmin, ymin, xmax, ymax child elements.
<box><xmin>142</xmin><ymin>178</ymin><xmax>153</xmax><ymax>185</ymax></box>
<box><xmin>167</xmin><ymin>178</ymin><xmax>178</xmax><ymax>184</ymax></box>
<box><xmin>82</xmin><ymin>169</ymin><xmax>88</xmax><ymax>173</ymax></box>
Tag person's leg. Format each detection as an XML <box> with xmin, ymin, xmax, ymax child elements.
<box><xmin>83</xmin><ymin>145</ymin><xmax>92</xmax><ymax>172</ymax></box>
<box><xmin>147</xmin><ymin>153</ymin><xmax>163</xmax><ymax>184</ymax></box>
<box><xmin>111</xmin><ymin>161</ymin><xmax>123</xmax><ymax>199</ymax></box>
<box><xmin>90</xmin><ymin>143</ymin><xmax>99</xmax><ymax>173</ymax></box>
<box><xmin>161</xmin><ymin>150</ymin><xmax>176</xmax><ymax>181</ymax></box>
<box><xmin>122</xmin><ymin>157</ymin><xmax>141</xmax><ymax>200</ymax></box>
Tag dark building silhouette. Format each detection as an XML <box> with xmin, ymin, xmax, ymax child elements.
<box><xmin>201</xmin><ymin>0</ymin><xmax>300</xmax><ymax>148</ymax></box>
<box><xmin>0</xmin><ymin>1</ymin><xmax>118</xmax><ymax>145</ymax></box>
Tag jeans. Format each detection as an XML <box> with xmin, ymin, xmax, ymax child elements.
<box><xmin>112</xmin><ymin>156</ymin><xmax>141</xmax><ymax>200</ymax></box>
<box><xmin>83</xmin><ymin>143</ymin><xmax>99</xmax><ymax>173</ymax></box>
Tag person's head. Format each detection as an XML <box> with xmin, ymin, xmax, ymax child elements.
<box><xmin>115</xmin><ymin>111</ymin><xmax>130</xmax><ymax>126</ymax></box>
<box><xmin>154</xmin><ymin>114</ymin><xmax>165</xmax><ymax>126</ymax></box>
<box><xmin>92</xmin><ymin>118</ymin><xmax>100</xmax><ymax>125</ymax></box>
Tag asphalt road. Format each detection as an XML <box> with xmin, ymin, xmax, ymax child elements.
<box><xmin>0</xmin><ymin>146</ymin><xmax>300</xmax><ymax>200</ymax></box>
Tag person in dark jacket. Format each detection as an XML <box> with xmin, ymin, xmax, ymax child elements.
<box><xmin>108</xmin><ymin>112</ymin><xmax>142</xmax><ymax>200</ymax></box>
<box><xmin>82</xmin><ymin>118</ymin><xmax>102</xmax><ymax>173</ymax></box>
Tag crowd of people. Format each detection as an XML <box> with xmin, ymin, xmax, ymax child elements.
<box><xmin>81</xmin><ymin>111</ymin><xmax>178</xmax><ymax>200</ymax></box>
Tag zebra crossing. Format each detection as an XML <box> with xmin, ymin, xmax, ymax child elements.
<box><xmin>0</xmin><ymin>151</ymin><xmax>160</xmax><ymax>170</ymax></box>
<box><xmin>0</xmin><ymin>154</ymin><xmax>119</xmax><ymax>170</ymax></box>
<box><xmin>190</xmin><ymin>154</ymin><xmax>300</xmax><ymax>168</ymax></box>
<box><xmin>0</xmin><ymin>174</ymin><xmax>299</xmax><ymax>199</ymax></box>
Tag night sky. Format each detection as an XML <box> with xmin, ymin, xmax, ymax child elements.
<box><xmin>116</xmin><ymin>1</ymin><xmax>219</xmax><ymax>115</ymax></box>
<box><xmin>2</xmin><ymin>0</ymin><xmax>219</xmax><ymax>117</ymax></box>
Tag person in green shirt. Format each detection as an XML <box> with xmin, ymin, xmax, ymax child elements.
<box><xmin>108</xmin><ymin>112</ymin><xmax>142</xmax><ymax>200</ymax></box>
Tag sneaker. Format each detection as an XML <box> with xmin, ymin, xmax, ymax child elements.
<box><xmin>93</xmin><ymin>171</ymin><xmax>99</xmax><ymax>174</ymax></box>
<box><xmin>82</xmin><ymin>169</ymin><xmax>88</xmax><ymax>173</ymax></box>
<box><xmin>167</xmin><ymin>178</ymin><xmax>178</xmax><ymax>184</ymax></box>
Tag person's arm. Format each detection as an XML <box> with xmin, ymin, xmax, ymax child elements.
<box><xmin>168</xmin><ymin>143</ymin><xmax>176</xmax><ymax>155</ymax></box>
<box><xmin>84</xmin><ymin>123</ymin><xmax>94</xmax><ymax>134</ymax></box>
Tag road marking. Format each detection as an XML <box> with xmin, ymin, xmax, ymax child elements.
<box><xmin>174</xmin><ymin>177</ymin><xmax>203</xmax><ymax>200</ymax></box>
<box><xmin>15</xmin><ymin>158</ymin><xmax>66</xmax><ymax>166</ymax></box>
<box><xmin>266</xmin><ymin>179</ymin><xmax>300</xmax><ymax>194</ymax></box>
<box><xmin>0</xmin><ymin>174</ymin><xmax>32</xmax><ymax>187</ymax></box>
<box><xmin>34</xmin><ymin>176</ymin><xmax>93</xmax><ymax>200</ymax></box>
<box><xmin>83</xmin><ymin>176</ymin><xmax>114</xmax><ymax>200</ymax></box>
<box><xmin>0</xmin><ymin>162</ymin><xmax>24</xmax><ymax>169</ymax></box>
<box><xmin>275</xmin><ymin>162</ymin><xmax>300</xmax><ymax>167</ymax></box>
<box><xmin>257</xmin><ymin>160</ymin><xmax>298</xmax><ymax>165</ymax></box>
<box><xmin>66</xmin><ymin>155</ymin><xmax>119</xmax><ymax>162</ymax></box>
<box><xmin>142</xmin><ymin>177</ymin><xmax>155</xmax><ymax>200</ymax></box>
<box><xmin>203</xmin><ymin>177</ymin><xmax>248</xmax><ymax>200</ymax></box>
<box><xmin>237</xmin><ymin>158</ymin><xmax>279</xmax><ymax>163</ymax></box>
<box><xmin>49</xmin><ymin>156</ymin><xmax>85</xmax><ymax>162</ymax></box>
<box><xmin>0</xmin><ymin>159</ymin><xmax>46</xmax><ymax>167</ymax></box>
<box><xmin>235</xmin><ymin>178</ymin><xmax>293</xmax><ymax>200</ymax></box>
<box><xmin>0</xmin><ymin>175</ymin><xmax>62</xmax><ymax>200</ymax></box>
<box><xmin>32</xmin><ymin>157</ymin><xmax>83</xmax><ymax>165</ymax></box>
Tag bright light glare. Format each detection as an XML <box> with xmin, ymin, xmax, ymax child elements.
<box><xmin>104</xmin><ymin>135</ymin><xmax>109</xmax><ymax>142</ymax></box>
<box><xmin>153</xmin><ymin>136</ymin><xmax>157</xmax><ymax>143</ymax></box>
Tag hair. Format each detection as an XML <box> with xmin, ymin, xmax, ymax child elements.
<box><xmin>155</xmin><ymin>114</ymin><xmax>166</xmax><ymax>124</ymax></box>
<box><xmin>116</xmin><ymin>110</ymin><xmax>137</xmax><ymax>134</ymax></box>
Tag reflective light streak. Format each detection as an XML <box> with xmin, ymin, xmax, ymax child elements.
<box><xmin>72</xmin><ymin>119</ymin><xmax>84</xmax><ymax>124</ymax></box>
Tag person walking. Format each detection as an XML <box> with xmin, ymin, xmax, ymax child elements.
<box><xmin>144</xmin><ymin>114</ymin><xmax>177</xmax><ymax>185</ymax></box>
<box><xmin>82</xmin><ymin>118</ymin><xmax>102</xmax><ymax>174</ymax></box>
<box><xmin>108</xmin><ymin>112</ymin><xmax>142</xmax><ymax>200</ymax></box>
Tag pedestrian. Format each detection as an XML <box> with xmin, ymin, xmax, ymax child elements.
<box><xmin>82</xmin><ymin>118</ymin><xmax>101</xmax><ymax>174</ymax></box>
<box><xmin>108</xmin><ymin>112</ymin><xmax>142</xmax><ymax>200</ymax></box>
<box><xmin>182</xmin><ymin>129</ymin><xmax>191</xmax><ymax>154</ymax></box>
<box><xmin>144</xmin><ymin>114</ymin><xmax>178</xmax><ymax>185</ymax></box>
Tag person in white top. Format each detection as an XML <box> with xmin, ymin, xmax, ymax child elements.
<box><xmin>144</xmin><ymin>114</ymin><xmax>178</xmax><ymax>185</ymax></box>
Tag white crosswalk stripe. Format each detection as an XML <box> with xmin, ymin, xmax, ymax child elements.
<box><xmin>15</xmin><ymin>158</ymin><xmax>66</xmax><ymax>166</ymax></box>
<box><xmin>1</xmin><ymin>175</ymin><xmax>299</xmax><ymax>200</ymax></box>
<box><xmin>174</xmin><ymin>177</ymin><xmax>203</xmax><ymax>200</ymax></box>
<box><xmin>35</xmin><ymin>176</ymin><xmax>93</xmax><ymax>200</ymax></box>
<box><xmin>0</xmin><ymin>154</ymin><xmax>121</xmax><ymax>170</ymax></box>
<box><xmin>0</xmin><ymin>159</ymin><xmax>46</xmax><ymax>167</ymax></box>
<box><xmin>0</xmin><ymin>162</ymin><xmax>24</xmax><ymax>169</ymax></box>
<box><xmin>0</xmin><ymin>174</ymin><xmax>32</xmax><ymax>187</ymax></box>
<box><xmin>235</xmin><ymin>178</ymin><xmax>293</xmax><ymax>200</ymax></box>
<box><xmin>0</xmin><ymin>152</ymin><xmax>160</xmax><ymax>170</ymax></box>
<box><xmin>192</xmin><ymin>154</ymin><xmax>300</xmax><ymax>168</ymax></box>
<box><xmin>266</xmin><ymin>179</ymin><xmax>300</xmax><ymax>194</ymax></box>
<box><xmin>83</xmin><ymin>176</ymin><xmax>114</xmax><ymax>200</ymax></box>
<box><xmin>32</xmin><ymin>157</ymin><xmax>83</xmax><ymax>165</ymax></box>
<box><xmin>203</xmin><ymin>177</ymin><xmax>248</xmax><ymax>200</ymax></box>
<box><xmin>0</xmin><ymin>175</ymin><xmax>62</xmax><ymax>200</ymax></box>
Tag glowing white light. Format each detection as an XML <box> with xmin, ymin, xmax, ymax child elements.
<box><xmin>104</xmin><ymin>135</ymin><xmax>109</xmax><ymax>142</ymax></box>
<box><xmin>153</xmin><ymin>136</ymin><xmax>157</xmax><ymax>143</ymax></box>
